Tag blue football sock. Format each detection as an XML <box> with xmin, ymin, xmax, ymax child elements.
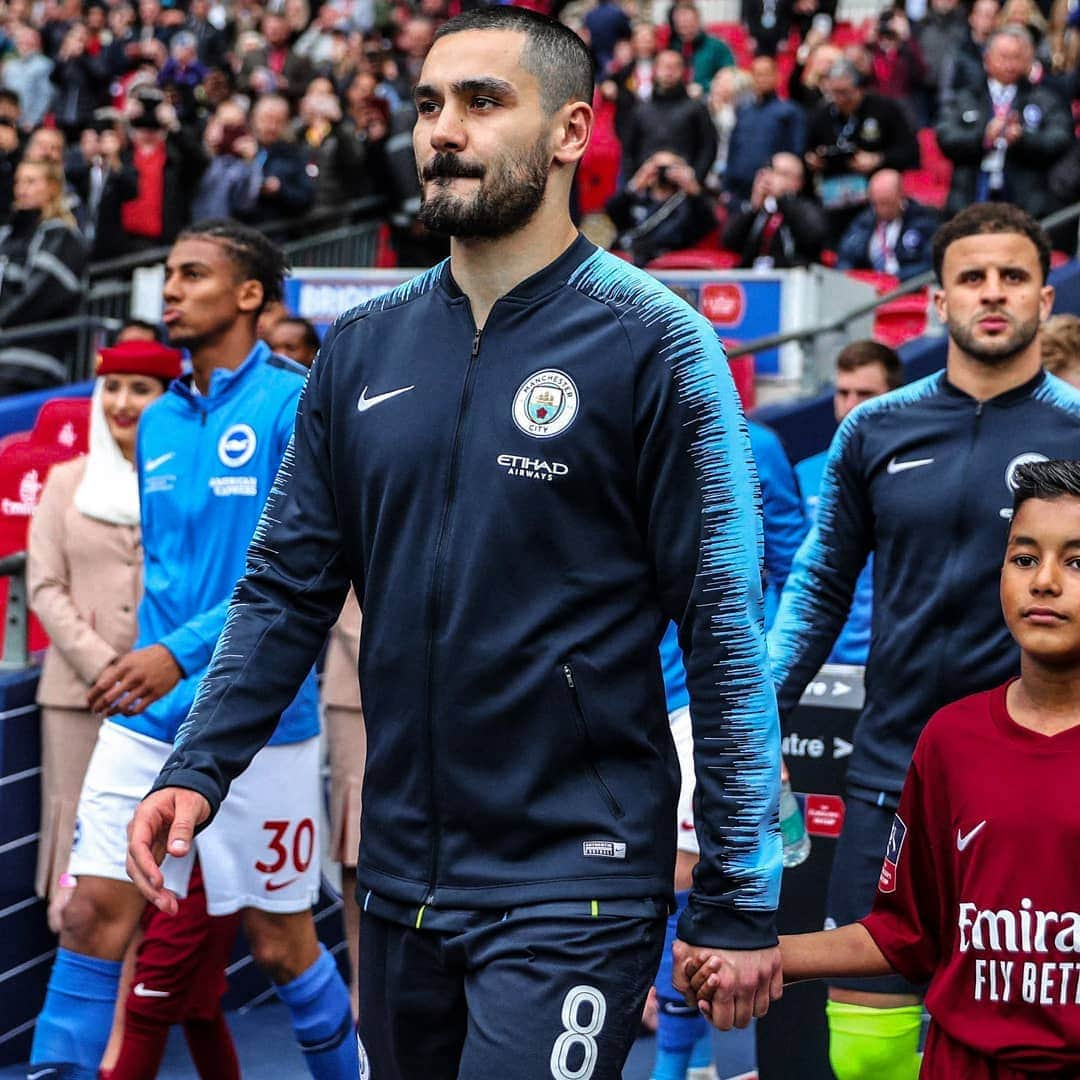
<box><xmin>30</xmin><ymin>947</ymin><xmax>122</xmax><ymax>1079</ymax></box>
<box><xmin>652</xmin><ymin>890</ymin><xmax>708</xmax><ymax>1080</ymax></box>
<box><xmin>689</xmin><ymin>1029</ymin><xmax>712</xmax><ymax>1069</ymax></box>
<box><xmin>276</xmin><ymin>945</ymin><xmax>358</xmax><ymax>1080</ymax></box>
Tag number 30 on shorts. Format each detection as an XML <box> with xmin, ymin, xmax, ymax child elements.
<box><xmin>254</xmin><ymin>818</ymin><xmax>315</xmax><ymax>889</ymax></box>
<box><xmin>549</xmin><ymin>985</ymin><xmax>607</xmax><ymax>1080</ymax></box>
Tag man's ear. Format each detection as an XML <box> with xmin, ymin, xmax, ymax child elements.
<box><xmin>237</xmin><ymin>278</ymin><xmax>264</xmax><ymax>315</ymax></box>
<box><xmin>552</xmin><ymin>99</ymin><xmax>593</xmax><ymax>168</ymax></box>
<box><xmin>932</xmin><ymin>287</ymin><xmax>947</xmax><ymax>326</ymax></box>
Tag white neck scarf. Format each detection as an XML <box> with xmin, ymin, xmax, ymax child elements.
<box><xmin>73</xmin><ymin>379</ymin><xmax>141</xmax><ymax>527</ymax></box>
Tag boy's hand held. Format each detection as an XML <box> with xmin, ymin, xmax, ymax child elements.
<box><xmin>672</xmin><ymin>940</ymin><xmax>783</xmax><ymax>1030</ymax></box>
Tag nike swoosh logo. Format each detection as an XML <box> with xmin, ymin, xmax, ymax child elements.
<box><xmin>145</xmin><ymin>452</ymin><xmax>176</xmax><ymax>472</ymax></box>
<box><xmin>265</xmin><ymin>876</ymin><xmax>300</xmax><ymax>892</ymax></box>
<box><xmin>132</xmin><ymin>982</ymin><xmax>171</xmax><ymax>998</ymax></box>
<box><xmin>357</xmin><ymin>385</ymin><xmax>415</xmax><ymax>413</ymax></box>
<box><xmin>887</xmin><ymin>456</ymin><xmax>935</xmax><ymax>474</ymax></box>
<box><xmin>27</xmin><ymin>1070</ymin><xmax>59</xmax><ymax>1079</ymax></box>
<box><xmin>957</xmin><ymin>820</ymin><xmax>987</xmax><ymax>852</ymax></box>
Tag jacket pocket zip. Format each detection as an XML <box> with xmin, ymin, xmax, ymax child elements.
<box><xmin>562</xmin><ymin>663</ymin><xmax>625</xmax><ymax>820</ymax></box>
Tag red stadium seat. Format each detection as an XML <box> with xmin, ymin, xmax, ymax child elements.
<box><xmin>873</xmin><ymin>290</ymin><xmax>929</xmax><ymax>346</ymax></box>
<box><xmin>917</xmin><ymin>127</ymin><xmax>952</xmax><ymax>185</ymax></box>
<box><xmin>0</xmin><ymin>441</ymin><xmax>77</xmax><ymax>655</ymax></box>
<box><xmin>707</xmin><ymin>22</ymin><xmax>755</xmax><ymax>67</ymax></box>
<box><xmin>577</xmin><ymin>91</ymin><xmax>622</xmax><ymax>215</ymax></box>
<box><xmin>845</xmin><ymin>269</ymin><xmax>900</xmax><ymax>295</ymax></box>
<box><xmin>374</xmin><ymin>223</ymin><xmax>398</xmax><ymax>268</ymax></box>
<box><xmin>31</xmin><ymin>397</ymin><xmax>90</xmax><ymax>456</ymax></box>
<box><xmin>901</xmin><ymin>169</ymin><xmax>949</xmax><ymax>209</ymax></box>
<box><xmin>1051</xmin><ymin>250</ymin><xmax>1071</xmax><ymax>270</ymax></box>
<box><xmin>831</xmin><ymin>20</ymin><xmax>871</xmax><ymax>47</ymax></box>
<box><xmin>646</xmin><ymin>249</ymin><xmax>741</xmax><ymax>270</ymax></box>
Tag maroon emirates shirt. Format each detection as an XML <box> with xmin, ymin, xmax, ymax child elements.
<box><xmin>861</xmin><ymin>682</ymin><xmax>1080</xmax><ymax>1078</ymax></box>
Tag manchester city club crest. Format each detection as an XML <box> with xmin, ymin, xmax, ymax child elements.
<box><xmin>513</xmin><ymin>369</ymin><xmax>579</xmax><ymax>438</ymax></box>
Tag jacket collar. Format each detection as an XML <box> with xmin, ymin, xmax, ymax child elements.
<box><xmin>941</xmin><ymin>367</ymin><xmax>1046</xmax><ymax>407</ymax></box>
<box><xmin>440</xmin><ymin>233</ymin><xmax>596</xmax><ymax>306</ymax></box>
<box><xmin>172</xmin><ymin>338</ymin><xmax>270</xmax><ymax>405</ymax></box>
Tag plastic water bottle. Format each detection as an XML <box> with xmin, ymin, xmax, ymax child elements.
<box><xmin>780</xmin><ymin>779</ymin><xmax>811</xmax><ymax>868</ymax></box>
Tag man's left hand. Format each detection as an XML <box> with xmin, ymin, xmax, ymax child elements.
<box><xmin>672</xmin><ymin>940</ymin><xmax>782</xmax><ymax>1030</ymax></box>
<box><xmin>88</xmin><ymin>645</ymin><xmax>183</xmax><ymax>716</ymax></box>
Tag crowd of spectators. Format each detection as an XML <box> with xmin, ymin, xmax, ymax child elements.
<box><xmin>589</xmin><ymin>0</ymin><xmax>1078</xmax><ymax>266</ymax></box>
<box><xmin>0</xmin><ymin>0</ymin><xmax>1077</xmax><ymax>382</ymax></box>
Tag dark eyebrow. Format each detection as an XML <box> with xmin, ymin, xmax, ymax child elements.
<box><xmin>165</xmin><ymin>260</ymin><xmax>213</xmax><ymax>274</ymax></box>
<box><xmin>414</xmin><ymin>76</ymin><xmax>517</xmax><ymax>104</ymax></box>
<box><xmin>1008</xmin><ymin>535</ymin><xmax>1080</xmax><ymax>550</ymax></box>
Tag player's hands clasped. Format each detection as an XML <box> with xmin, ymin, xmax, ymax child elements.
<box><xmin>672</xmin><ymin>941</ymin><xmax>783</xmax><ymax>1030</ymax></box>
<box><xmin>126</xmin><ymin>787</ymin><xmax>211</xmax><ymax>915</ymax></box>
<box><xmin>88</xmin><ymin>644</ymin><xmax>184</xmax><ymax>716</ymax></box>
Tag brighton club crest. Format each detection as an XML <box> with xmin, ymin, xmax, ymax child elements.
<box><xmin>512</xmin><ymin>369</ymin><xmax>579</xmax><ymax>439</ymax></box>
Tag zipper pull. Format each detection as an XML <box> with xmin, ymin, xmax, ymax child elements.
<box><xmin>975</xmin><ymin>401</ymin><xmax>984</xmax><ymax>417</ymax></box>
<box><xmin>471</xmin><ymin>328</ymin><xmax>481</xmax><ymax>359</ymax></box>
<box><xmin>563</xmin><ymin>664</ymin><xmax>575</xmax><ymax>689</ymax></box>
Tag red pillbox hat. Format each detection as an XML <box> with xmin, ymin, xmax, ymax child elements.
<box><xmin>96</xmin><ymin>340</ymin><xmax>183</xmax><ymax>381</ymax></box>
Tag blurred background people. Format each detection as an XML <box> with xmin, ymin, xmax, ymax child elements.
<box><xmin>836</xmin><ymin>168</ymin><xmax>938</xmax><ymax>279</ymax></box>
<box><xmin>0</xmin><ymin>157</ymin><xmax>88</xmax><ymax>395</ymax></box>
<box><xmin>606</xmin><ymin>149</ymin><xmax>717</xmax><ymax>265</ymax></box>
<box><xmin>28</xmin><ymin>337</ymin><xmax>180</xmax><ymax>931</ymax></box>
<box><xmin>723</xmin><ymin>151</ymin><xmax>827</xmax><ymax>268</ymax></box>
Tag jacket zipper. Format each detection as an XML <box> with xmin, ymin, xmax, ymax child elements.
<box><xmin>421</xmin><ymin>323</ymin><xmax>483</xmax><ymax>904</ymax></box>
<box><xmin>562</xmin><ymin>663</ymin><xmax>625</xmax><ymax>819</ymax></box>
<box><xmin>938</xmin><ymin>398</ymin><xmax>983</xmax><ymax>696</ymax></box>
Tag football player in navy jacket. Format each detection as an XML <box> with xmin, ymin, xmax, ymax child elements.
<box><xmin>129</xmin><ymin>9</ymin><xmax>784</xmax><ymax>1077</ymax></box>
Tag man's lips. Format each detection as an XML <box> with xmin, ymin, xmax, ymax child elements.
<box><xmin>977</xmin><ymin>315</ymin><xmax>1011</xmax><ymax>332</ymax></box>
<box><xmin>162</xmin><ymin>308</ymin><xmax>182</xmax><ymax>325</ymax></box>
<box><xmin>1022</xmin><ymin>607</ymin><xmax>1068</xmax><ymax>624</ymax></box>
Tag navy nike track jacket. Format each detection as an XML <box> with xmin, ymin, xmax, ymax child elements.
<box><xmin>769</xmin><ymin>369</ymin><xmax>1080</xmax><ymax>804</ymax></box>
<box><xmin>155</xmin><ymin>235</ymin><xmax>783</xmax><ymax>950</ymax></box>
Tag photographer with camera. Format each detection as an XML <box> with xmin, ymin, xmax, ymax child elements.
<box><xmin>191</xmin><ymin>100</ymin><xmax>261</xmax><ymax>222</ymax></box>
<box><xmin>805</xmin><ymin>58</ymin><xmax>918</xmax><ymax>243</ymax></box>
<box><xmin>118</xmin><ymin>84</ymin><xmax>206</xmax><ymax>254</ymax></box>
<box><xmin>67</xmin><ymin>110</ymin><xmax>139</xmax><ymax>261</ymax></box>
<box><xmin>723</xmin><ymin>150</ymin><xmax>827</xmax><ymax>268</ymax></box>
<box><xmin>606</xmin><ymin>149</ymin><xmax>717</xmax><ymax>266</ymax></box>
<box><xmin>0</xmin><ymin>90</ymin><xmax>26</xmax><ymax>224</ymax></box>
<box><xmin>49</xmin><ymin>22</ymin><xmax>109</xmax><ymax>140</ymax></box>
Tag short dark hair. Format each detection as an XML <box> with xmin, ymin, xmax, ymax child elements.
<box><xmin>932</xmin><ymin>202</ymin><xmax>1051</xmax><ymax>285</ymax></box>
<box><xmin>1012</xmin><ymin>460</ymin><xmax>1080</xmax><ymax>513</ymax></box>
<box><xmin>176</xmin><ymin>219</ymin><xmax>289</xmax><ymax>313</ymax></box>
<box><xmin>118</xmin><ymin>318</ymin><xmax>163</xmax><ymax>342</ymax></box>
<box><xmin>275</xmin><ymin>317</ymin><xmax>320</xmax><ymax>353</ymax></box>
<box><xmin>836</xmin><ymin>339</ymin><xmax>903</xmax><ymax>389</ymax></box>
<box><xmin>432</xmin><ymin>6</ymin><xmax>594</xmax><ymax>115</ymax></box>
<box><xmin>0</xmin><ymin>88</ymin><xmax>20</xmax><ymax>110</ymax></box>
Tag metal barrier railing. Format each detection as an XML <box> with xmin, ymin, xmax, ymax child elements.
<box><xmin>1</xmin><ymin>204</ymin><xmax>387</xmax><ymax>383</ymax></box>
<box><xmin>728</xmin><ymin>200</ymin><xmax>1080</xmax><ymax>393</ymax></box>
<box><xmin>85</xmin><ymin>196</ymin><xmax>388</xmax><ymax>282</ymax></box>
<box><xmin>0</xmin><ymin>552</ymin><xmax>28</xmax><ymax>671</ymax></box>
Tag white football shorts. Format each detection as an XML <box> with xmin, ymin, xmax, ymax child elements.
<box><xmin>70</xmin><ymin>721</ymin><xmax>321</xmax><ymax>915</ymax></box>
<box><xmin>669</xmin><ymin>704</ymin><xmax>700</xmax><ymax>856</ymax></box>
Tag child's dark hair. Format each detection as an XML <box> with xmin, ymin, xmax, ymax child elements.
<box><xmin>1012</xmin><ymin>460</ymin><xmax>1080</xmax><ymax>513</ymax></box>
<box><xmin>276</xmin><ymin>316</ymin><xmax>320</xmax><ymax>352</ymax></box>
<box><xmin>176</xmin><ymin>219</ymin><xmax>289</xmax><ymax>312</ymax></box>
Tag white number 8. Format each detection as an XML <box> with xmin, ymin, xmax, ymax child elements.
<box><xmin>549</xmin><ymin>984</ymin><xmax>607</xmax><ymax>1080</ymax></box>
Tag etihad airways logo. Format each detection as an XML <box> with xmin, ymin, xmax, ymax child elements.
<box><xmin>496</xmin><ymin>453</ymin><xmax>569</xmax><ymax>482</ymax></box>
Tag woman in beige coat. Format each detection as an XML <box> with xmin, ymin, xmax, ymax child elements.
<box><xmin>28</xmin><ymin>339</ymin><xmax>181</xmax><ymax>929</ymax></box>
<box><xmin>322</xmin><ymin>587</ymin><xmax>364</xmax><ymax>1013</ymax></box>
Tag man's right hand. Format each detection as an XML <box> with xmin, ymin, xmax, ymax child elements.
<box><xmin>126</xmin><ymin>787</ymin><xmax>210</xmax><ymax>914</ymax></box>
